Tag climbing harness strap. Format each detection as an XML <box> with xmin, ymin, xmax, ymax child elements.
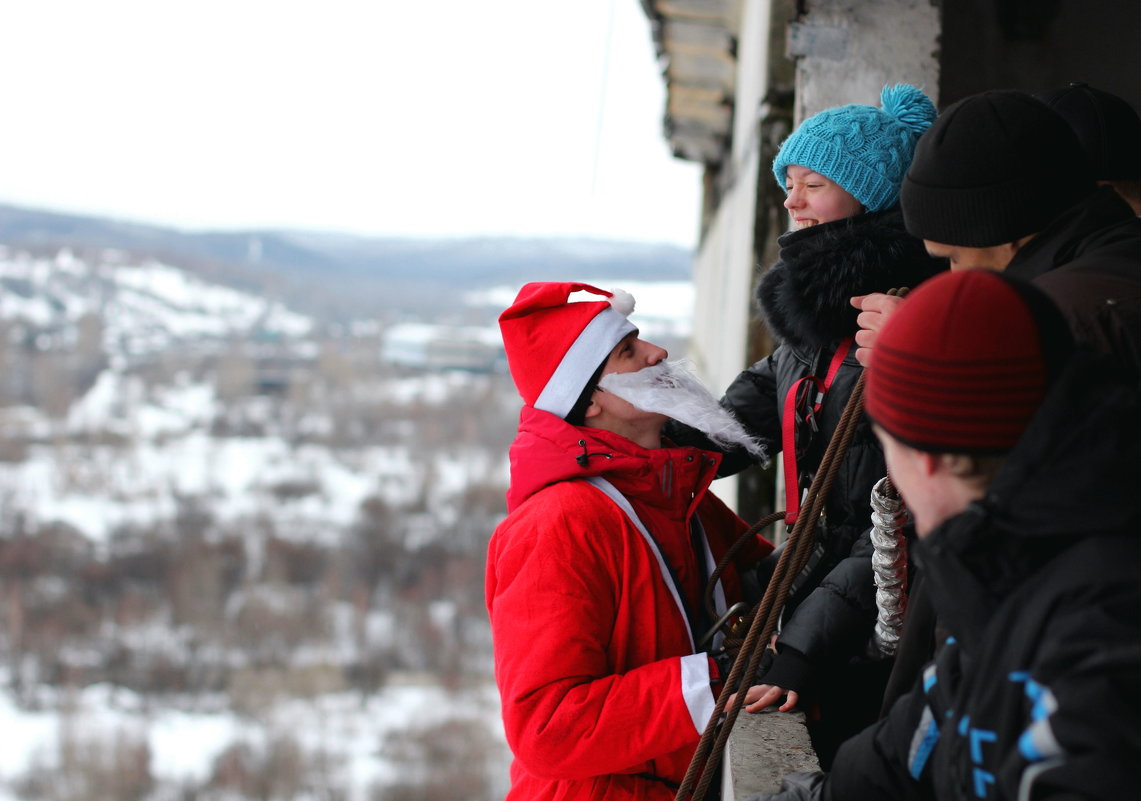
<box><xmin>780</xmin><ymin>337</ymin><xmax>853</xmax><ymax>525</ymax></box>
<box><xmin>680</xmin><ymin>292</ymin><xmax>910</xmax><ymax>801</ymax></box>
<box><xmin>680</xmin><ymin>345</ymin><xmax>869</xmax><ymax>801</ymax></box>
<box><xmin>584</xmin><ymin>476</ymin><xmax>725</xmax><ymax>652</ymax></box>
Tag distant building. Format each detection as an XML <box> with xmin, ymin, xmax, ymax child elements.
<box><xmin>382</xmin><ymin>323</ymin><xmax>505</xmax><ymax>373</ymax></box>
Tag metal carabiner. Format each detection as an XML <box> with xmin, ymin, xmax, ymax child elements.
<box><xmin>696</xmin><ymin>601</ymin><xmax>751</xmax><ymax>652</ymax></box>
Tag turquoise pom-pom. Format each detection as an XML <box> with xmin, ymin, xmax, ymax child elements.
<box><xmin>880</xmin><ymin>83</ymin><xmax>936</xmax><ymax>136</ymax></box>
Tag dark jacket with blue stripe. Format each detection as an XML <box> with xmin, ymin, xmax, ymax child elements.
<box><xmin>880</xmin><ymin>184</ymin><xmax>1141</xmax><ymax>715</ymax></box>
<box><xmin>823</xmin><ymin>351</ymin><xmax>1141</xmax><ymax>801</ymax></box>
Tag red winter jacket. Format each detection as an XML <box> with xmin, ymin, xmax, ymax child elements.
<box><xmin>486</xmin><ymin>406</ymin><xmax>773</xmax><ymax>801</ymax></box>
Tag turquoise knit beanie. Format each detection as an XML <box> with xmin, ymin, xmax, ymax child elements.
<box><xmin>773</xmin><ymin>84</ymin><xmax>937</xmax><ymax>212</ymax></box>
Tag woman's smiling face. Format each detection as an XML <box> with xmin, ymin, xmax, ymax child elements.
<box><xmin>783</xmin><ymin>165</ymin><xmax>864</xmax><ymax>229</ymax></box>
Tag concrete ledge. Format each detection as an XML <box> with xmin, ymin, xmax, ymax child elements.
<box><xmin>723</xmin><ymin>709</ymin><xmax>820</xmax><ymax>800</ymax></box>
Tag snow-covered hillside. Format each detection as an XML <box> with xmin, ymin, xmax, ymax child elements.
<box><xmin>1</xmin><ymin>368</ymin><xmax>507</xmax><ymax>543</ymax></box>
<box><xmin>0</xmin><ymin>244</ymin><xmax>520</xmax><ymax>801</ymax></box>
<box><xmin>0</xmin><ymin>243</ymin><xmax>696</xmax><ymax>801</ymax></box>
<box><xmin>0</xmin><ymin>246</ymin><xmax>312</xmax><ymax>357</ymax></box>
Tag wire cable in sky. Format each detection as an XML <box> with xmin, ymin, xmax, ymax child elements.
<box><xmin>591</xmin><ymin>0</ymin><xmax>618</xmax><ymax>195</ymax></box>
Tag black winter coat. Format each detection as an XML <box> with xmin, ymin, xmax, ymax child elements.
<box><xmin>1008</xmin><ymin>186</ymin><xmax>1141</xmax><ymax>369</ymax></box>
<box><xmin>668</xmin><ymin>209</ymin><xmax>945</xmax><ymax>739</ymax></box>
<box><xmin>881</xmin><ymin>186</ymin><xmax>1141</xmax><ymax>715</ymax></box>
<box><xmin>823</xmin><ymin>351</ymin><xmax>1141</xmax><ymax>801</ymax></box>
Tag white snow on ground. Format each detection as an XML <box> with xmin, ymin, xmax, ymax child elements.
<box><xmin>0</xmin><ymin>677</ymin><xmax>508</xmax><ymax>801</ymax></box>
<box><xmin>0</xmin><ymin>245</ymin><xmax>690</xmax><ymax>798</ymax></box>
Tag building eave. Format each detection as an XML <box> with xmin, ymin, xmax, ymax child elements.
<box><xmin>641</xmin><ymin>0</ymin><xmax>738</xmax><ymax>165</ymax></box>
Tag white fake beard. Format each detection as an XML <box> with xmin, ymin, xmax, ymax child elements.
<box><xmin>598</xmin><ymin>360</ymin><xmax>769</xmax><ymax>464</ymax></box>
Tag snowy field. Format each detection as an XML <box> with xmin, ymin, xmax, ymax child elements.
<box><xmin>0</xmin><ymin>247</ymin><xmax>694</xmax><ymax>799</ymax></box>
<box><xmin>0</xmin><ymin>368</ymin><xmax>508</xmax><ymax>544</ymax></box>
<box><xmin>0</xmin><ymin>674</ymin><xmax>510</xmax><ymax>800</ymax></box>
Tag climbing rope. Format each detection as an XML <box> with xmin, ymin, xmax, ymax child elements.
<box><xmin>679</xmin><ymin>287</ymin><xmax>911</xmax><ymax>801</ymax></box>
<box><xmin>678</xmin><ymin>368</ymin><xmax>869</xmax><ymax>801</ymax></box>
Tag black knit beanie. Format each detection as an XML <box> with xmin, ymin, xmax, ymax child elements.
<box><xmin>900</xmin><ymin>90</ymin><xmax>1095</xmax><ymax>247</ymax></box>
<box><xmin>1035</xmin><ymin>82</ymin><xmax>1141</xmax><ymax>181</ymax></box>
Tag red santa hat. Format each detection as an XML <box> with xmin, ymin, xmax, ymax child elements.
<box><xmin>498</xmin><ymin>282</ymin><xmax>637</xmax><ymax>418</ymax></box>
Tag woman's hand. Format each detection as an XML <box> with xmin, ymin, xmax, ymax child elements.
<box><xmin>742</xmin><ymin>683</ymin><xmax>799</xmax><ymax>713</ymax></box>
<box><xmin>850</xmin><ymin>293</ymin><xmax>907</xmax><ymax>365</ymax></box>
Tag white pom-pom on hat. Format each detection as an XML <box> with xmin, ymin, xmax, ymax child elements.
<box><xmin>608</xmin><ymin>288</ymin><xmax>635</xmax><ymax>317</ymax></box>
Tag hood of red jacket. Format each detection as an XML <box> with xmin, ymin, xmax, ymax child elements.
<box><xmin>505</xmin><ymin>405</ymin><xmax>724</xmax><ymax>516</ymax></box>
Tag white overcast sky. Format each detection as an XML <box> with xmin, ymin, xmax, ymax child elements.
<box><xmin>0</xmin><ymin>1</ymin><xmax>703</xmax><ymax>247</ymax></box>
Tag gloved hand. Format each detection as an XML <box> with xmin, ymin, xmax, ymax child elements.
<box><xmin>743</xmin><ymin>771</ymin><xmax>826</xmax><ymax>801</ymax></box>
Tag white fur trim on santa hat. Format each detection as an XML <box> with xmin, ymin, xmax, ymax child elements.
<box><xmin>534</xmin><ymin>305</ymin><xmax>637</xmax><ymax>418</ymax></box>
<box><xmin>608</xmin><ymin>288</ymin><xmax>635</xmax><ymax>317</ymax></box>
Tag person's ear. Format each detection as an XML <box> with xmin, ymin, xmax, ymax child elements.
<box><xmin>1006</xmin><ymin>233</ymin><xmax>1037</xmax><ymax>261</ymax></box>
<box><xmin>918</xmin><ymin>450</ymin><xmax>943</xmax><ymax>477</ymax></box>
<box><xmin>583</xmin><ymin>389</ymin><xmax>603</xmax><ymax>420</ymax></box>
<box><xmin>934</xmin><ymin>452</ymin><xmax>974</xmax><ymax>477</ymax></box>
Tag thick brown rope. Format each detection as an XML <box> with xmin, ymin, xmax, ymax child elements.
<box><xmin>679</xmin><ymin>287</ymin><xmax>911</xmax><ymax>800</ymax></box>
<box><xmin>677</xmin><ymin>369</ymin><xmax>870</xmax><ymax>801</ymax></box>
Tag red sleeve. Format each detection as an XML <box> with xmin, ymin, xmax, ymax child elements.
<box><xmin>486</xmin><ymin>489</ymin><xmax>716</xmax><ymax>781</ymax></box>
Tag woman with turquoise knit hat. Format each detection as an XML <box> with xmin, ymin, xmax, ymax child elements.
<box><xmin>668</xmin><ymin>83</ymin><xmax>946</xmax><ymax>766</ymax></box>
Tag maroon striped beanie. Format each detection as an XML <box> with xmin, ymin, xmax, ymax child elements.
<box><xmin>865</xmin><ymin>269</ymin><xmax>1060</xmax><ymax>453</ymax></box>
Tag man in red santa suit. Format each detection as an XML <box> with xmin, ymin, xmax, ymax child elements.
<box><xmin>488</xmin><ymin>282</ymin><xmax>774</xmax><ymax>801</ymax></box>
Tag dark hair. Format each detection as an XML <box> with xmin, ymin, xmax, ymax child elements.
<box><xmin>564</xmin><ymin>360</ymin><xmax>607</xmax><ymax>426</ymax></box>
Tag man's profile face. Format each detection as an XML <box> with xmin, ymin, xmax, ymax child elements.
<box><xmin>595</xmin><ymin>352</ymin><xmax>769</xmax><ymax>460</ymax></box>
<box><xmin>584</xmin><ymin>333</ymin><xmax>669</xmax><ymax>439</ymax></box>
<box><xmin>873</xmin><ymin>424</ymin><xmax>980</xmax><ymax>538</ymax></box>
<box><xmin>923</xmin><ymin>240</ymin><xmax>1018</xmax><ymax>271</ymax></box>
<box><xmin>602</xmin><ymin>332</ymin><xmax>668</xmax><ymax>376</ymax></box>
<box><xmin>871</xmin><ymin>426</ymin><xmax>944</xmax><ymax>538</ymax></box>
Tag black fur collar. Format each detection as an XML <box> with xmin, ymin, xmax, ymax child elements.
<box><xmin>756</xmin><ymin>208</ymin><xmax>946</xmax><ymax>350</ymax></box>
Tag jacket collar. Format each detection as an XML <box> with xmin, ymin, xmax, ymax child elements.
<box><xmin>505</xmin><ymin>405</ymin><xmax>722</xmax><ymax>516</ymax></box>
<box><xmin>756</xmin><ymin>208</ymin><xmax>945</xmax><ymax>350</ymax></box>
<box><xmin>1006</xmin><ymin>186</ymin><xmax>1136</xmax><ymax>280</ymax></box>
